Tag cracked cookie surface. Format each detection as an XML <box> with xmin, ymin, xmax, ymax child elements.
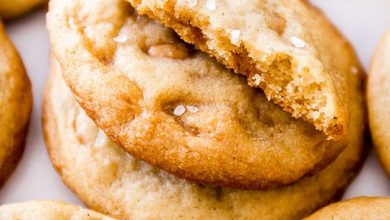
<box><xmin>43</xmin><ymin>55</ymin><xmax>364</xmax><ymax>220</ymax></box>
<box><xmin>47</xmin><ymin>0</ymin><xmax>364</xmax><ymax>190</ymax></box>
<box><xmin>128</xmin><ymin>0</ymin><xmax>363</xmax><ymax>140</ymax></box>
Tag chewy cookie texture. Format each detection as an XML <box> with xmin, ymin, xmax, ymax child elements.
<box><xmin>47</xmin><ymin>0</ymin><xmax>359</xmax><ymax>190</ymax></box>
<box><xmin>128</xmin><ymin>0</ymin><xmax>363</xmax><ymax>140</ymax></box>
<box><xmin>0</xmin><ymin>22</ymin><xmax>32</xmax><ymax>186</ymax></box>
<box><xmin>0</xmin><ymin>201</ymin><xmax>114</xmax><ymax>219</ymax></box>
<box><xmin>44</xmin><ymin>57</ymin><xmax>365</xmax><ymax>220</ymax></box>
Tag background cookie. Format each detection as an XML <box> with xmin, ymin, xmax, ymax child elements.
<box><xmin>43</xmin><ymin>55</ymin><xmax>365</xmax><ymax>219</ymax></box>
<box><xmin>0</xmin><ymin>22</ymin><xmax>32</xmax><ymax>186</ymax></box>
<box><xmin>47</xmin><ymin>0</ymin><xmax>357</xmax><ymax>190</ymax></box>
<box><xmin>368</xmin><ymin>29</ymin><xmax>390</xmax><ymax>177</ymax></box>
<box><xmin>0</xmin><ymin>201</ymin><xmax>114</xmax><ymax>219</ymax></box>
<box><xmin>0</xmin><ymin>0</ymin><xmax>46</xmax><ymax>19</ymax></box>
<box><xmin>305</xmin><ymin>197</ymin><xmax>390</xmax><ymax>219</ymax></box>
<box><xmin>128</xmin><ymin>0</ymin><xmax>363</xmax><ymax>140</ymax></box>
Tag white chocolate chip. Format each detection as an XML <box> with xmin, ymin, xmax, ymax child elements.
<box><xmin>113</xmin><ymin>34</ymin><xmax>128</xmax><ymax>43</ymax></box>
<box><xmin>252</xmin><ymin>74</ymin><xmax>262</xmax><ymax>86</ymax></box>
<box><xmin>103</xmin><ymin>159</ymin><xmax>111</xmax><ymax>166</ymax></box>
<box><xmin>95</xmin><ymin>130</ymin><xmax>108</xmax><ymax>148</ymax></box>
<box><xmin>188</xmin><ymin>0</ymin><xmax>197</xmax><ymax>7</ymax></box>
<box><xmin>351</xmin><ymin>66</ymin><xmax>359</xmax><ymax>75</ymax></box>
<box><xmin>290</xmin><ymin>36</ymin><xmax>306</xmax><ymax>48</ymax></box>
<box><xmin>186</xmin><ymin>105</ymin><xmax>199</xmax><ymax>113</ymax></box>
<box><xmin>230</xmin><ymin>29</ymin><xmax>241</xmax><ymax>45</ymax></box>
<box><xmin>207</xmin><ymin>0</ymin><xmax>216</xmax><ymax>11</ymax></box>
<box><xmin>173</xmin><ymin>105</ymin><xmax>186</xmax><ymax>116</ymax></box>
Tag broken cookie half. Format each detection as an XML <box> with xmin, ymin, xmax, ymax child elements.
<box><xmin>127</xmin><ymin>0</ymin><xmax>362</xmax><ymax>140</ymax></box>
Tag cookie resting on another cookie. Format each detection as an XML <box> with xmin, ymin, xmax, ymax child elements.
<box><xmin>0</xmin><ymin>0</ymin><xmax>46</xmax><ymax>19</ymax></box>
<box><xmin>0</xmin><ymin>22</ymin><xmax>32</xmax><ymax>186</ymax></box>
<box><xmin>305</xmin><ymin>197</ymin><xmax>390</xmax><ymax>220</ymax></box>
<box><xmin>0</xmin><ymin>201</ymin><xmax>114</xmax><ymax>220</ymax></box>
<box><xmin>128</xmin><ymin>0</ymin><xmax>363</xmax><ymax>140</ymax></box>
<box><xmin>43</xmin><ymin>56</ymin><xmax>365</xmax><ymax>220</ymax></box>
<box><xmin>368</xmin><ymin>29</ymin><xmax>390</xmax><ymax>177</ymax></box>
<box><xmin>47</xmin><ymin>0</ymin><xmax>359</xmax><ymax>190</ymax></box>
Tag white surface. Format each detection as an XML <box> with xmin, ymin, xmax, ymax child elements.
<box><xmin>0</xmin><ymin>0</ymin><xmax>389</xmax><ymax>206</ymax></box>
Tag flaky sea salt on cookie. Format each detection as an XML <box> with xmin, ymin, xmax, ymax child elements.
<box><xmin>47</xmin><ymin>0</ymin><xmax>358</xmax><ymax>190</ymax></box>
<box><xmin>127</xmin><ymin>0</ymin><xmax>363</xmax><ymax>140</ymax></box>
<box><xmin>43</xmin><ymin>55</ymin><xmax>365</xmax><ymax>220</ymax></box>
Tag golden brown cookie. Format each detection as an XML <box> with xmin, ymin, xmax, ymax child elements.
<box><xmin>46</xmin><ymin>0</ymin><xmax>359</xmax><ymax>190</ymax></box>
<box><xmin>128</xmin><ymin>0</ymin><xmax>362</xmax><ymax>140</ymax></box>
<box><xmin>0</xmin><ymin>0</ymin><xmax>46</xmax><ymax>19</ymax></box>
<box><xmin>305</xmin><ymin>197</ymin><xmax>390</xmax><ymax>220</ymax></box>
<box><xmin>368</xmin><ymin>29</ymin><xmax>390</xmax><ymax>177</ymax></box>
<box><xmin>0</xmin><ymin>22</ymin><xmax>32</xmax><ymax>186</ymax></box>
<box><xmin>43</xmin><ymin>56</ymin><xmax>365</xmax><ymax>219</ymax></box>
<box><xmin>0</xmin><ymin>201</ymin><xmax>114</xmax><ymax>219</ymax></box>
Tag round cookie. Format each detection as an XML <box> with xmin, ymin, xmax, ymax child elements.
<box><xmin>0</xmin><ymin>0</ymin><xmax>46</xmax><ymax>19</ymax></box>
<box><xmin>0</xmin><ymin>201</ymin><xmax>114</xmax><ymax>219</ymax></box>
<box><xmin>368</xmin><ymin>30</ymin><xmax>390</xmax><ymax>176</ymax></box>
<box><xmin>128</xmin><ymin>0</ymin><xmax>362</xmax><ymax>140</ymax></box>
<box><xmin>305</xmin><ymin>197</ymin><xmax>390</xmax><ymax>219</ymax></box>
<box><xmin>43</xmin><ymin>57</ymin><xmax>364</xmax><ymax>219</ymax></box>
<box><xmin>47</xmin><ymin>0</ymin><xmax>360</xmax><ymax>190</ymax></box>
<box><xmin>0</xmin><ymin>22</ymin><xmax>32</xmax><ymax>186</ymax></box>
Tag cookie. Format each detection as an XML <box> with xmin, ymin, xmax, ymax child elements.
<box><xmin>0</xmin><ymin>0</ymin><xmax>46</xmax><ymax>19</ymax></box>
<box><xmin>0</xmin><ymin>22</ymin><xmax>32</xmax><ymax>186</ymax></box>
<box><xmin>0</xmin><ymin>201</ymin><xmax>114</xmax><ymax>219</ymax></box>
<box><xmin>127</xmin><ymin>0</ymin><xmax>362</xmax><ymax>140</ymax></box>
<box><xmin>305</xmin><ymin>197</ymin><xmax>390</xmax><ymax>219</ymax></box>
<box><xmin>47</xmin><ymin>0</ymin><xmax>356</xmax><ymax>190</ymax></box>
<box><xmin>368</xmin><ymin>30</ymin><xmax>390</xmax><ymax>176</ymax></box>
<box><xmin>43</xmin><ymin>56</ymin><xmax>365</xmax><ymax>219</ymax></box>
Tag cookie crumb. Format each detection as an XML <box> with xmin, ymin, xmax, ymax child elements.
<box><xmin>290</xmin><ymin>36</ymin><xmax>306</xmax><ymax>48</ymax></box>
<box><xmin>351</xmin><ymin>66</ymin><xmax>358</xmax><ymax>75</ymax></box>
<box><xmin>230</xmin><ymin>29</ymin><xmax>241</xmax><ymax>45</ymax></box>
<box><xmin>186</xmin><ymin>105</ymin><xmax>199</xmax><ymax>113</ymax></box>
<box><xmin>188</xmin><ymin>0</ymin><xmax>197</xmax><ymax>7</ymax></box>
<box><xmin>252</xmin><ymin>74</ymin><xmax>262</xmax><ymax>86</ymax></box>
<box><xmin>206</xmin><ymin>0</ymin><xmax>216</xmax><ymax>11</ymax></box>
<box><xmin>174</xmin><ymin>105</ymin><xmax>186</xmax><ymax>116</ymax></box>
<box><xmin>113</xmin><ymin>34</ymin><xmax>128</xmax><ymax>43</ymax></box>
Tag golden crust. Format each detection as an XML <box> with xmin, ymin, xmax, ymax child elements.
<box><xmin>0</xmin><ymin>0</ymin><xmax>46</xmax><ymax>19</ymax></box>
<box><xmin>0</xmin><ymin>22</ymin><xmax>32</xmax><ymax>185</ymax></box>
<box><xmin>43</xmin><ymin>55</ymin><xmax>365</xmax><ymax>220</ymax></box>
<box><xmin>305</xmin><ymin>197</ymin><xmax>390</xmax><ymax>219</ymax></box>
<box><xmin>46</xmin><ymin>0</ymin><xmax>358</xmax><ymax>189</ymax></box>
<box><xmin>368</xmin><ymin>29</ymin><xmax>390</xmax><ymax>177</ymax></box>
<box><xmin>0</xmin><ymin>201</ymin><xmax>114</xmax><ymax>219</ymax></box>
<box><xmin>127</xmin><ymin>0</ymin><xmax>363</xmax><ymax>140</ymax></box>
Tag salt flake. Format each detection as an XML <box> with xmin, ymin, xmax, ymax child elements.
<box><xmin>290</xmin><ymin>36</ymin><xmax>306</xmax><ymax>48</ymax></box>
